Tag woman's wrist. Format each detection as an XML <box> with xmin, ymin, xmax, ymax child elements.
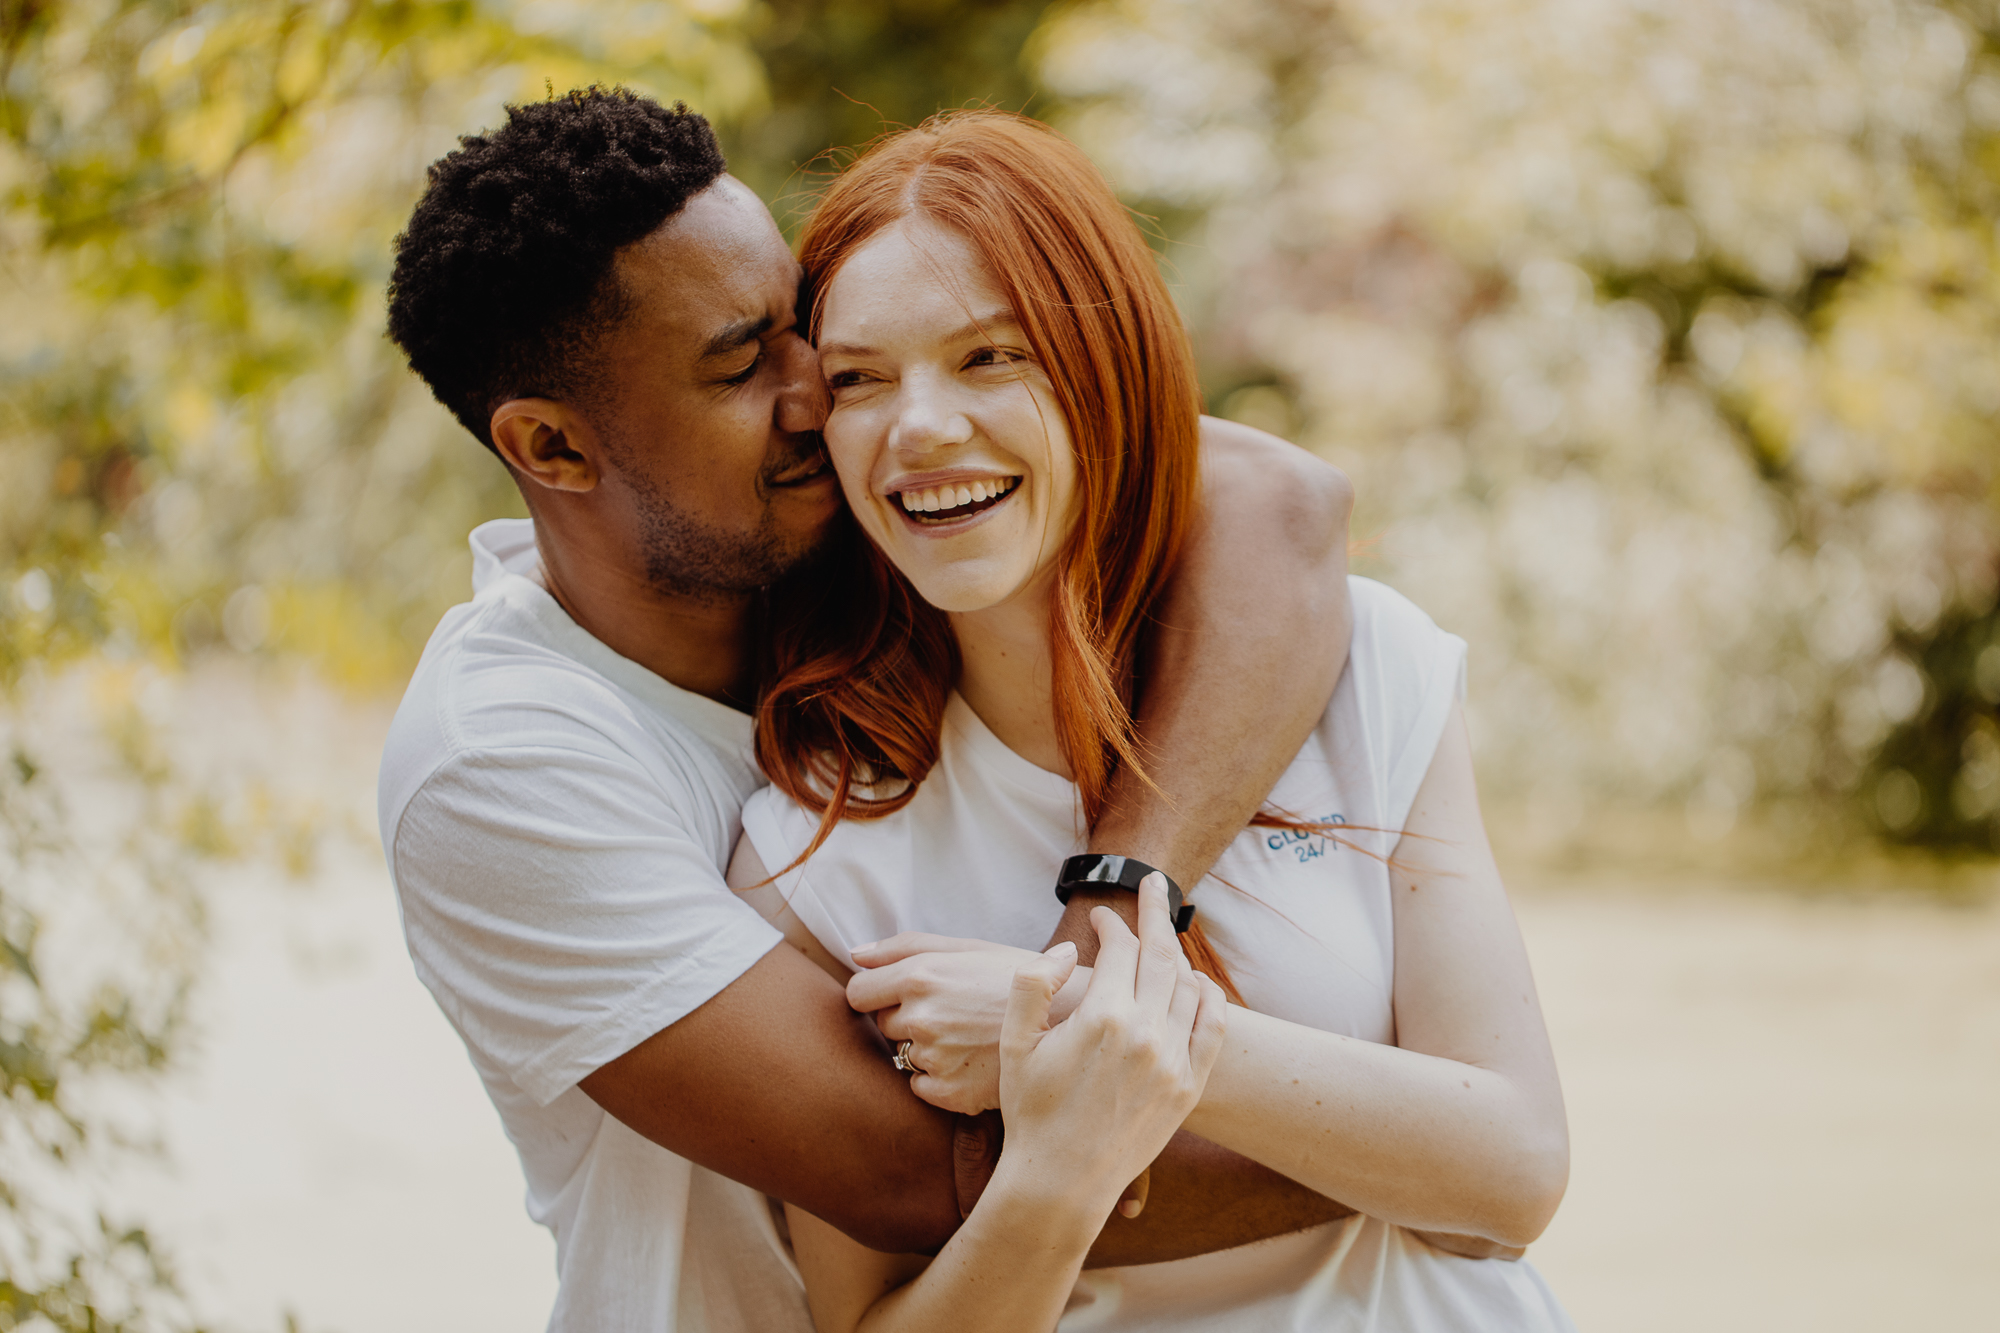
<box><xmin>983</xmin><ymin>1149</ymin><xmax>1120</xmax><ymax>1252</ymax></box>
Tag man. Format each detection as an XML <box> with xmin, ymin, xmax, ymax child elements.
<box><xmin>381</xmin><ymin>88</ymin><xmax>1359</xmax><ymax>1330</ymax></box>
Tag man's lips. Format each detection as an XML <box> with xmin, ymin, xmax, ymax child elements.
<box><xmin>767</xmin><ymin>452</ymin><xmax>831</xmax><ymax>487</ymax></box>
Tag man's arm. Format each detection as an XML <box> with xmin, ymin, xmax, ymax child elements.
<box><xmin>1049</xmin><ymin>416</ymin><xmax>1353</xmax><ymax>950</ymax></box>
<box><xmin>579</xmin><ymin>943</ymin><xmax>968</xmax><ymax>1255</ymax></box>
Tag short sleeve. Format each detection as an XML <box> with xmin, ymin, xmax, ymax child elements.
<box><xmin>1346</xmin><ymin>578</ymin><xmax>1469</xmax><ymax>834</ymax></box>
<box><xmin>391</xmin><ymin>742</ymin><xmax>783</xmax><ymax>1108</ymax></box>
<box><xmin>738</xmin><ymin>785</ymin><xmax>875</xmax><ymax>965</ymax></box>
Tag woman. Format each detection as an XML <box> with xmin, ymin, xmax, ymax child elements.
<box><xmin>727</xmin><ymin>110</ymin><xmax>1575</xmax><ymax>1331</ymax></box>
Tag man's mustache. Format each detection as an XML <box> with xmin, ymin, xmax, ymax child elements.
<box><xmin>766</xmin><ymin>438</ymin><xmax>830</xmax><ymax>486</ymax></box>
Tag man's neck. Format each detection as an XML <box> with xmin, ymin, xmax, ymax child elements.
<box><xmin>950</xmin><ymin>577</ymin><xmax>1068</xmax><ymax>778</ymax></box>
<box><xmin>538</xmin><ymin>533</ymin><xmax>757</xmax><ymax>708</ymax></box>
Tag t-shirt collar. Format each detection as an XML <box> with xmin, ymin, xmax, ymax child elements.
<box><xmin>942</xmin><ymin>692</ymin><xmax>1076</xmax><ymax>802</ymax></box>
<box><xmin>467</xmin><ymin>518</ymin><xmax>753</xmax><ymax>756</ymax></box>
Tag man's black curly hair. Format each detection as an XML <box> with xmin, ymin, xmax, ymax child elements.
<box><xmin>387</xmin><ymin>87</ymin><xmax>727</xmax><ymax>452</ymax></box>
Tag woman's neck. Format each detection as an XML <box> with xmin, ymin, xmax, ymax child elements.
<box><xmin>950</xmin><ymin>574</ymin><xmax>1070</xmax><ymax>778</ymax></box>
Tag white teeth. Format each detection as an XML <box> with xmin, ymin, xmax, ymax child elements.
<box><xmin>896</xmin><ymin>477</ymin><xmax>1018</xmax><ymax>515</ymax></box>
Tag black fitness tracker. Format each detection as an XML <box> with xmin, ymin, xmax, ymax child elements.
<box><xmin>1053</xmin><ymin>854</ymin><xmax>1195</xmax><ymax>932</ymax></box>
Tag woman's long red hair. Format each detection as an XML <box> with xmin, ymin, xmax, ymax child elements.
<box><xmin>757</xmin><ymin>110</ymin><xmax>1240</xmax><ymax>997</ymax></box>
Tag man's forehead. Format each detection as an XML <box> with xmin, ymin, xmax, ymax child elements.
<box><xmin>620</xmin><ymin>178</ymin><xmax>798</xmax><ymax>335</ymax></box>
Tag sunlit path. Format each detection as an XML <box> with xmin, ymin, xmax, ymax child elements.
<box><xmin>132</xmin><ymin>850</ymin><xmax>557</xmax><ymax>1330</ymax></box>
<box><xmin>1524</xmin><ymin>888</ymin><xmax>2000</xmax><ymax>1331</ymax></box>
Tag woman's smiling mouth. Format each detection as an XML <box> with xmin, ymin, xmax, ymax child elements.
<box><xmin>895</xmin><ymin>476</ymin><xmax>1020</xmax><ymax>524</ymax></box>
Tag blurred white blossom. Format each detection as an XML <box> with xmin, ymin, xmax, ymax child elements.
<box><xmin>1042</xmin><ymin>0</ymin><xmax>2000</xmax><ymax>836</ymax></box>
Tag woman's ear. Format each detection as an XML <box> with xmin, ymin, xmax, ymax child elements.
<box><xmin>490</xmin><ymin>399</ymin><xmax>602</xmax><ymax>494</ymax></box>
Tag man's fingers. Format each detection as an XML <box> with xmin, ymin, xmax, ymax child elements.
<box><xmin>1000</xmin><ymin>942</ymin><xmax>1077</xmax><ymax>1065</ymax></box>
<box><xmin>1116</xmin><ymin>1167</ymin><xmax>1151</xmax><ymax>1219</ymax></box>
<box><xmin>849</xmin><ymin>931</ymin><xmax>1001</xmax><ymax>970</ymax></box>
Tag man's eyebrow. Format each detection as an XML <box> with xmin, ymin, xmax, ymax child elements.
<box><xmin>699</xmin><ymin>313</ymin><xmax>774</xmax><ymax>360</ymax></box>
<box><xmin>819</xmin><ymin>308</ymin><xmax>1022</xmax><ymax>361</ymax></box>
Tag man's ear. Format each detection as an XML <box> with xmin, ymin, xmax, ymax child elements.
<box><xmin>490</xmin><ymin>399</ymin><xmax>602</xmax><ymax>494</ymax></box>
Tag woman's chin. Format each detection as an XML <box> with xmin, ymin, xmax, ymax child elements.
<box><xmin>906</xmin><ymin>582</ymin><xmax>1016</xmax><ymax>616</ymax></box>
<box><xmin>898</xmin><ymin>566</ymin><xmax>1034</xmax><ymax>616</ymax></box>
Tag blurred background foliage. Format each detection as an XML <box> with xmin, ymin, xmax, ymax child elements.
<box><xmin>1037</xmin><ymin>0</ymin><xmax>2000</xmax><ymax>858</ymax></box>
<box><xmin>1</xmin><ymin>0</ymin><xmax>1997</xmax><ymax>1323</ymax></box>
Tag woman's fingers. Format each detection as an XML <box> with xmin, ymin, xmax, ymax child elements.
<box><xmin>849</xmin><ymin>931</ymin><xmax>1010</xmax><ymax>969</ymax></box>
<box><xmin>1131</xmin><ymin>873</ymin><xmax>1185</xmax><ymax>1013</ymax></box>
<box><xmin>906</xmin><ymin>1070</ymin><xmax>986</xmax><ymax>1116</ymax></box>
<box><xmin>1000</xmin><ymin>941</ymin><xmax>1078</xmax><ymax>1068</ymax></box>
<box><xmin>1082</xmin><ymin>904</ymin><xmax>1141</xmax><ymax>1009</ymax></box>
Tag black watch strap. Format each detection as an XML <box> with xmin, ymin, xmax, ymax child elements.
<box><xmin>1054</xmin><ymin>854</ymin><xmax>1195</xmax><ymax>932</ymax></box>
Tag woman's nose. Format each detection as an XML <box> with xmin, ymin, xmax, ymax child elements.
<box><xmin>889</xmin><ymin>372</ymin><xmax>972</xmax><ymax>455</ymax></box>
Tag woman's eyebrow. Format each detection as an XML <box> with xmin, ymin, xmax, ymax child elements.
<box><xmin>947</xmin><ymin>308</ymin><xmax>1022</xmax><ymax>344</ymax></box>
<box><xmin>819</xmin><ymin>308</ymin><xmax>1021</xmax><ymax>361</ymax></box>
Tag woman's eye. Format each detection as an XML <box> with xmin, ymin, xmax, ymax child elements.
<box><xmin>826</xmin><ymin>370</ymin><xmax>870</xmax><ymax>391</ymax></box>
<box><xmin>966</xmin><ymin>345</ymin><xmax>1026</xmax><ymax>370</ymax></box>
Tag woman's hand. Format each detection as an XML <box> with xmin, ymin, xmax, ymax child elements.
<box><xmin>849</xmin><ymin>935</ymin><xmax>1088</xmax><ymax>1114</ymax></box>
<box><xmin>988</xmin><ymin>875</ymin><xmax>1228</xmax><ymax>1226</ymax></box>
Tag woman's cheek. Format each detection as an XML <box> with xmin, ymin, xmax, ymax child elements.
<box><xmin>824</xmin><ymin>421</ymin><xmax>884</xmax><ymax>528</ymax></box>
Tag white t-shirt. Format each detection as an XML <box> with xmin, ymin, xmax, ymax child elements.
<box><xmin>378</xmin><ymin>519</ymin><xmax>813</xmax><ymax>1333</ymax></box>
<box><xmin>741</xmin><ymin>578</ymin><xmax>1576</xmax><ymax>1332</ymax></box>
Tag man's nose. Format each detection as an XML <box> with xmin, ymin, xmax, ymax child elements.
<box><xmin>888</xmin><ymin>371</ymin><xmax>972</xmax><ymax>455</ymax></box>
<box><xmin>776</xmin><ymin>332</ymin><xmax>828</xmax><ymax>434</ymax></box>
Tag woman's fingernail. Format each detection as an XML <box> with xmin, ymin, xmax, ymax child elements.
<box><xmin>1047</xmin><ymin>941</ymin><xmax>1077</xmax><ymax>958</ymax></box>
<box><xmin>852</xmin><ymin>941</ymin><xmax>878</xmax><ymax>953</ymax></box>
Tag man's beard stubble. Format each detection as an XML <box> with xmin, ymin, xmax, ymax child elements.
<box><xmin>624</xmin><ymin>464</ymin><xmax>829</xmax><ymax>604</ymax></box>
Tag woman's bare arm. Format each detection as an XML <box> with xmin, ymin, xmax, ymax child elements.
<box><xmin>1179</xmin><ymin>704</ymin><xmax>1571</xmax><ymax>1247</ymax></box>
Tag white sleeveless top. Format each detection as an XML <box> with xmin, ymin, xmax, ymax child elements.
<box><xmin>741</xmin><ymin>578</ymin><xmax>1574</xmax><ymax>1332</ymax></box>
